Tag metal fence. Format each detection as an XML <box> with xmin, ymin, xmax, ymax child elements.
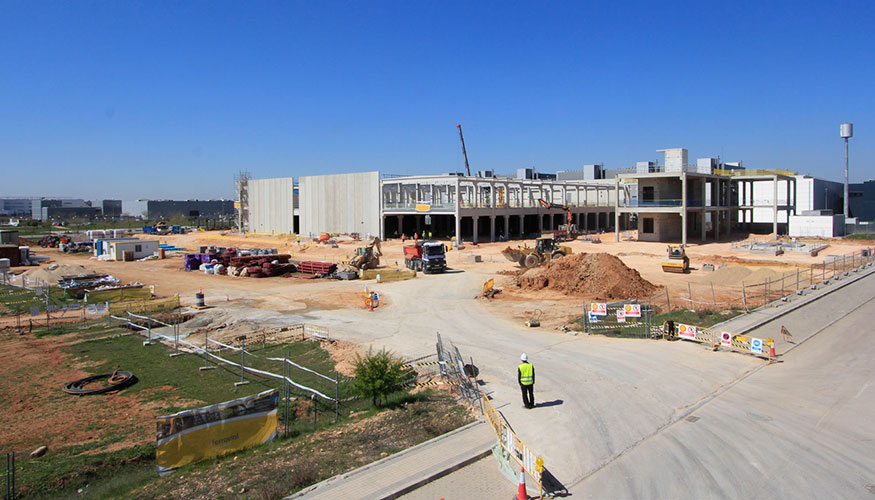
<box><xmin>435</xmin><ymin>333</ymin><xmax>482</xmax><ymax>407</ymax></box>
<box><xmin>482</xmin><ymin>395</ymin><xmax>544</xmax><ymax>496</ymax></box>
<box><xmin>741</xmin><ymin>247</ymin><xmax>874</xmax><ymax>312</ymax></box>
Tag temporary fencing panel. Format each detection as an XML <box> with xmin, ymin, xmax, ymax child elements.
<box><xmin>155</xmin><ymin>389</ymin><xmax>278</xmax><ymax>475</ymax></box>
<box><xmin>435</xmin><ymin>333</ymin><xmax>481</xmax><ymax>405</ymax></box>
<box><xmin>583</xmin><ymin>302</ymin><xmax>653</xmax><ymax>338</ymax></box>
<box><xmin>304</xmin><ymin>324</ymin><xmax>330</xmax><ymax>340</ymax></box>
<box><xmin>667</xmin><ymin>323</ymin><xmax>774</xmax><ymax>360</ymax></box>
<box><xmin>482</xmin><ymin>394</ymin><xmax>544</xmax><ymax>496</ymax></box>
<box><xmin>109</xmin><ymin>295</ymin><xmax>180</xmax><ymax>315</ymax></box>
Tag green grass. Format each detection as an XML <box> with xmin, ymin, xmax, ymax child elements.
<box><xmin>0</xmin><ymin>284</ymin><xmax>83</xmax><ymax>316</ymax></box>
<box><xmin>652</xmin><ymin>308</ymin><xmax>744</xmax><ymax>328</ymax></box>
<box><xmin>10</xmin><ymin>324</ymin><xmax>423</xmax><ymax>500</ymax></box>
<box><xmin>845</xmin><ymin>233</ymin><xmax>875</xmax><ymax>240</ymax></box>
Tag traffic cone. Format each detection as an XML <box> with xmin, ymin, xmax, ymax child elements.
<box><xmin>515</xmin><ymin>467</ymin><xmax>528</xmax><ymax>500</ymax></box>
<box><xmin>769</xmin><ymin>343</ymin><xmax>776</xmax><ymax>359</ymax></box>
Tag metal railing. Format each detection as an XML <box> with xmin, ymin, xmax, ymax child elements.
<box><xmin>482</xmin><ymin>395</ymin><xmax>544</xmax><ymax>496</ymax></box>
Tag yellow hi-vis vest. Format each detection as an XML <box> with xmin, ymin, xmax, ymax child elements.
<box><xmin>519</xmin><ymin>363</ymin><xmax>534</xmax><ymax>385</ymax></box>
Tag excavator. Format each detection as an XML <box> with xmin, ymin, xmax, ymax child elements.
<box><xmin>661</xmin><ymin>244</ymin><xmax>690</xmax><ymax>273</ymax></box>
<box><xmin>538</xmin><ymin>199</ymin><xmax>578</xmax><ymax>241</ymax></box>
<box><xmin>349</xmin><ymin>238</ymin><xmax>382</xmax><ymax>270</ymax></box>
<box><xmin>502</xmin><ymin>236</ymin><xmax>572</xmax><ymax>268</ymax></box>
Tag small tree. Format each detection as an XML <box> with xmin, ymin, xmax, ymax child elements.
<box><xmin>352</xmin><ymin>348</ymin><xmax>411</xmax><ymax>407</ymax></box>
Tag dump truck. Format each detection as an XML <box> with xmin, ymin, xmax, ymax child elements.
<box><xmin>502</xmin><ymin>236</ymin><xmax>572</xmax><ymax>268</ymax></box>
<box><xmin>403</xmin><ymin>240</ymin><xmax>447</xmax><ymax>273</ymax></box>
<box><xmin>661</xmin><ymin>244</ymin><xmax>690</xmax><ymax>273</ymax></box>
<box><xmin>349</xmin><ymin>238</ymin><xmax>382</xmax><ymax>270</ymax></box>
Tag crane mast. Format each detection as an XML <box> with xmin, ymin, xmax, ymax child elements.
<box><xmin>456</xmin><ymin>124</ymin><xmax>471</xmax><ymax>176</ymax></box>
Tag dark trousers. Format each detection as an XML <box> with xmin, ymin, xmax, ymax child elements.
<box><xmin>520</xmin><ymin>384</ymin><xmax>534</xmax><ymax>408</ymax></box>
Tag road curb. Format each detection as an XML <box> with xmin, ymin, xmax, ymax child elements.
<box><xmin>286</xmin><ymin>420</ymin><xmax>489</xmax><ymax>500</ymax></box>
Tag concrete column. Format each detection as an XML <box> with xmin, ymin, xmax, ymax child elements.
<box><xmin>773</xmin><ymin>175</ymin><xmax>779</xmax><ymax>238</ymax></box>
<box><xmin>489</xmin><ymin>215</ymin><xmax>495</xmax><ymax>242</ymax></box>
<box><xmin>397</xmin><ymin>215</ymin><xmax>404</xmax><ymax>237</ymax></box>
<box><xmin>715</xmin><ymin>211</ymin><xmax>720</xmax><ymax>240</ymax></box>
<box><xmin>415</xmin><ymin>215</ymin><xmax>421</xmax><ymax>236</ymax></box>
<box><xmin>682</xmin><ymin>172</ymin><xmax>688</xmax><ymax>247</ymax></box>
<box><xmin>701</xmin><ymin>212</ymin><xmax>706</xmax><ymax>242</ymax></box>
<box><xmin>454</xmin><ymin>178</ymin><xmax>461</xmax><ymax>244</ymax></box>
<box><xmin>472</xmin><ymin>216</ymin><xmax>479</xmax><ymax>244</ymax></box>
<box><xmin>614</xmin><ymin>177</ymin><xmax>621</xmax><ymax>241</ymax></box>
<box><xmin>504</xmin><ymin>215</ymin><xmax>510</xmax><ymax>241</ymax></box>
<box><xmin>538</xmin><ymin>212</ymin><xmax>544</xmax><ymax>233</ymax></box>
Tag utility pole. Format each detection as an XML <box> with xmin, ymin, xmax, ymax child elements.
<box><xmin>841</xmin><ymin>123</ymin><xmax>853</xmax><ymax>219</ymax></box>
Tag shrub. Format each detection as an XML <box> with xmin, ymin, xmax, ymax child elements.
<box><xmin>352</xmin><ymin>348</ymin><xmax>412</xmax><ymax>407</ymax></box>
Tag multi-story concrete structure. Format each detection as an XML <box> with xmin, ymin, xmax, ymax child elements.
<box><xmin>242</xmin><ymin>171</ymin><xmax>621</xmax><ymax>242</ymax></box>
<box><xmin>98</xmin><ymin>199</ymin><xmax>123</xmax><ymax>217</ymax></box>
<box><xmin>146</xmin><ymin>200</ymin><xmax>235</xmax><ymax>219</ymax></box>
<box><xmin>0</xmin><ymin>198</ymin><xmax>37</xmax><ymax>217</ymax></box>
<box><xmin>31</xmin><ymin>198</ymin><xmax>87</xmax><ymax>220</ymax></box>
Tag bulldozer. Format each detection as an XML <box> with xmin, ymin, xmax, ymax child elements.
<box><xmin>661</xmin><ymin>244</ymin><xmax>690</xmax><ymax>273</ymax></box>
<box><xmin>502</xmin><ymin>236</ymin><xmax>572</xmax><ymax>268</ymax></box>
<box><xmin>349</xmin><ymin>238</ymin><xmax>382</xmax><ymax>270</ymax></box>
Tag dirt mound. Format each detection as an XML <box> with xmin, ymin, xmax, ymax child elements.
<box><xmin>20</xmin><ymin>264</ymin><xmax>93</xmax><ymax>284</ymax></box>
<box><xmin>517</xmin><ymin>253</ymin><xmax>658</xmax><ymax>300</ymax></box>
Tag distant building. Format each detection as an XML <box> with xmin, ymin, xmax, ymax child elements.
<box><xmin>146</xmin><ymin>200</ymin><xmax>235</xmax><ymax>219</ymax></box>
<box><xmin>0</xmin><ymin>198</ymin><xmax>36</xmax><ymax>217</ymax></box>
<box><xmin>31</xmin><ymin>198</ymin><xmax>89</xmax><ymax>220</ymax></box>
<box><xmin>849</xmin><ymin>180</ymin><xmax>875</xmax><ymax>221</ymax></box>
<box><xmin>98</xmin><ymin>199</ymin><xmax>123</xmax><ymax>217</ymax></box>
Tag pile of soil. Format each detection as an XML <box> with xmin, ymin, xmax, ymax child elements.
<box><xmin>20</xmin><ymin>264</ymin><xmax>92</xmax><ymax>284</ymax></box>
<box><xmin>517</xmin><ymin>253</ymin><xmax>659</xmax><ymax>300</ymax></box>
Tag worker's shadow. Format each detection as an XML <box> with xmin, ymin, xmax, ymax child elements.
<box><xmin>534</xmin><ymin>399</ymin><xmax>563</xmax><ymax>408</ymax></box>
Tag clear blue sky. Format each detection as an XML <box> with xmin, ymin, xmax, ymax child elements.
<box><xmin>1</xmin><ymin>1</ymin><xmax>873</xmax><ymax>200</ymax></box>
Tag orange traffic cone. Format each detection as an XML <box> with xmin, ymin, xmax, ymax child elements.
<box><xmin>516</xmin><ymin>467</ymin><xmax>528</xmax><ymax>500</ymax></box>
<box><xmin>769</xmin><ymin>343</ymin><xmax>776</xmax><ymax>359</ymax></box>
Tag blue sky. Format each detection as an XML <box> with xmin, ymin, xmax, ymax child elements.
<box><xmin>1</xmin><ymin>1</ymin><xmax>873</xmax><ymax>200</ymax></box>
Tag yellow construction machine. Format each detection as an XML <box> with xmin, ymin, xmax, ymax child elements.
<box><xmin>349</xmin><ymin>238</ymin><xmax>382</xmax><ymax>270</ymax></box>
<box><xmin>661</xmin><ymin>244</ymin><xmax>690</xmax><ymax>273</ymax></box>
<box><xmin>502</xmin><ymin>236</ymin><xmax>572</xmax><ymax>268</ymax></box>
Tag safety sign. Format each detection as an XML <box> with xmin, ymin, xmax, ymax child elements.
<box><xmin>750</xmin><ymin>337</ymin><xmax>763</xmax><ymax>354</ymax></box>
<box><xmin>616</xmin><ymin>309</ymin><xmax>626</xmax><ymax>323</ymax></box>
<box><xmin>720</xmin><ymin>332</ymin><xmax>732</xmax><ymax>347</ymax></box>
<box><xmin>623</xmin><ymin>303</ymin><xmax>641</xmax><ymax>317</ymax></box>
<box><xmin>588</xmin><ymin>312</ymin><xmax>600</xmax><ymax>323</ymax></box>
<box><xmin>677</xmin><ymin>323</ymin><xmax>697</xmax><ymax>340</ymax></box>
<box><xmin>590</xmin><ymin>303</ymin><xmax>607</xmax><ymax>316</ymax></box>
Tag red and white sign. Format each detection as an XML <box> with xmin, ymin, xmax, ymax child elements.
<box><xmin>616</xmin><ymin>309</ymin><xmax>626</xmax><ymax>323</ymax></box>
<box><xmin>590</xmin><ymin>303</ymin><xmax>607</xmax><ymax>316</ymax></box>
<box><xmin>677</xmin><ymin>323</ymin><xmax>698</xmax><ymax>340</ymax></box>
<box><xmin>623</xmin><ymin>304</ymin><xmax>642</xmax><ymax>318</ymax></box>
<box><xmin>720</xmin><ymin>332</ymin><xmax>732</xmax><ymax>347</ymax></box>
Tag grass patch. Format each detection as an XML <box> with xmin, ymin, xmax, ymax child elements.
<box><xmin>0</xmin><ymin>284</ymin><xmax>83</xmax><ymax>316</ymax></box>
<box><xmin>845</xmin><ymin>233</ymin><xmax>875</xmax><ymax>240</ymax></box>
<box><xmin>652</xmin><ymin>308</ymin><xmax>744</xmax><ymax>328</ymax></box>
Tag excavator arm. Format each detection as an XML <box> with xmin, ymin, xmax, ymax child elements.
<box><xmin>538</xmin><ymin>199</ymin><xmax>573</xmax><ymax>225</ymax></box>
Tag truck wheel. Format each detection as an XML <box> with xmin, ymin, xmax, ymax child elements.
<box><xmin>524</xmin><ymin>254</ymin><xmax>539</xmax><ymax>268</ymax></box>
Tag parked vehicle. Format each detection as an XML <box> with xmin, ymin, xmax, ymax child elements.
<box><xmin>403</xmin><ymin>241</ymin><xmax>447</xmax><ymax>273</ymax></box>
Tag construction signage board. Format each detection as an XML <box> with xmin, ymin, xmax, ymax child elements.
<box><xmin>155</xmin><ymin>389</ymin><xmax>278</xmax><ymax>475</ymax></box>
<box><xmin>623</xmin><ymin>304</ymin><xmax>642</xmax><ymax>318</ymax></box>
<box><xmin>677</xmin><ymin>323</ymin><xmax>697</xmax><ymax>340</ymax></box>
<box><xmin>616</xmin><ymin>309</ymin><xmax>626</xmax><ymax>323</ymax></box>
<box><xmin>720</xmin><ymin>332</ymin><xmax>732</xmax><ymax>347</ymax></box>
<box><xmin>590</xmin><ymin>303</ymin><xmax>607</xmax><ymax>316</ymax></box>
<box><xmin>750</xmin><ymin>337</ymin><xmax>763</xmax><ymax>354</ymax></box>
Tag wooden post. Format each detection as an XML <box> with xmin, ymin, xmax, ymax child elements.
<box><xmin>665</xmin><ymin>287</ymin><xmax>671</xmax><ymax>312</ymax></box>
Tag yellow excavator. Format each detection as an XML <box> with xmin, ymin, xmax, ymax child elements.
<box><xmin>661</xmin><ymin>244</ymin><xmax>690</xmax><ymax>273</ymax></box>
<box><xmin>502</xmin><ymin>236</ymin><xmax>572</xmax><ymax>268</ymax></box>
<box><xmin>349</xmin><ymin>238</ymin><xmax>382</xmax><ymax>270</ymax></box>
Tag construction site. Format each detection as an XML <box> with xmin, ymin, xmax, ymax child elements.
<box><xmin>2</xmin><ymin>207</ymin><xmax>875</xmax><ymax>499</ymax></box>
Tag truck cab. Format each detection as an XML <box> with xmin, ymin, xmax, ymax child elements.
<box><xmin>403</xmin><ymin>240</ymin><xmax>447</xmax><ymax>273</ymax></box>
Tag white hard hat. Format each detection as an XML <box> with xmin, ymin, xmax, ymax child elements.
<box><xmin>520</xmin><ymin>353</ymin><xmax>528</xmax><ymax>362</ymax></box>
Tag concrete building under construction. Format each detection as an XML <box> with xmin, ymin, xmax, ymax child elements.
<box><xmin>240</xmin><ymin>171</ymin><xmax>622</xmax><ymax>242</ymax></box>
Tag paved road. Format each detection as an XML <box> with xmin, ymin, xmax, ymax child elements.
<box><xmin>573</xmin><ymin>271</ymin><xmax>875</xmax><ymax>498</ymax></box>
<box><xmin>396</xmin><ymin>269</ymin><xmax>875</xmax><ymax>499</ymax></box>
<box><xmin>305</xmin><ymin>268</ymin><xmax>763</xmax><ymax>487</ymax></box>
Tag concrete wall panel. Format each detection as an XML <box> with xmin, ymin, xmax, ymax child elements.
<box><xmin>249</xmin><ymin>177</ymin><xmax>296</xmax><ymax>234</ymax></box>
<box><xmin>300</xmin><ymin>172</ymin><xmax>380</xmax><ymax>237</ymax></box>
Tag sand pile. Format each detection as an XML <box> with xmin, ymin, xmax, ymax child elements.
<box><xmin>20</xmin><ymin>264</ymin><xmax>93</xmax><ymax>284</ymax></box>
<box><xmin>518</xmin><ymin>253</ymin><xmax>658</xmax><ymax>299</ymax></box>
<box><xmin>698</xmin><ymin>265</ymin><xmax>790</xmax><ymax>287</ymax></box>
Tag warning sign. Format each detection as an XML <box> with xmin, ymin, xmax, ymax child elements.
<box><xmin>588</xmin><ymin>312</ymin><xmax>600</xmax><ymax>323</ymax></box>
<box><xmin>590</xmin><ymin>303</ymin><xmax>607</xmax><ymax>316</ymax></box>
<box><xmin>616</xmin><ymin>309</ymin><xmax>626</xmax><ymax>323</ymax></box>
<box><xmin>623</xmin><ymin>304</ymin><xmax>642</xmax><ymax>318</ymax></box>
<box><xmin>677</xmin><ymin>323</ymin><xmax>697</xmax><ymax>340</ymax></box>
<box><xmin>750</xmin><ymin>337</ymin><xmax>763</xmax><ymax>354</ymax></box>
<box><xmin>720</xmin><ymin>332</ymin><xmax>732</xmax><ymax>347</ymax></box>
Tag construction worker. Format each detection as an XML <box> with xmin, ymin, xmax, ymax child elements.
<box><xmin>518</xmin><ymin>353</ymin><xmax>535</xmax><ymax>409</ymax></box>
